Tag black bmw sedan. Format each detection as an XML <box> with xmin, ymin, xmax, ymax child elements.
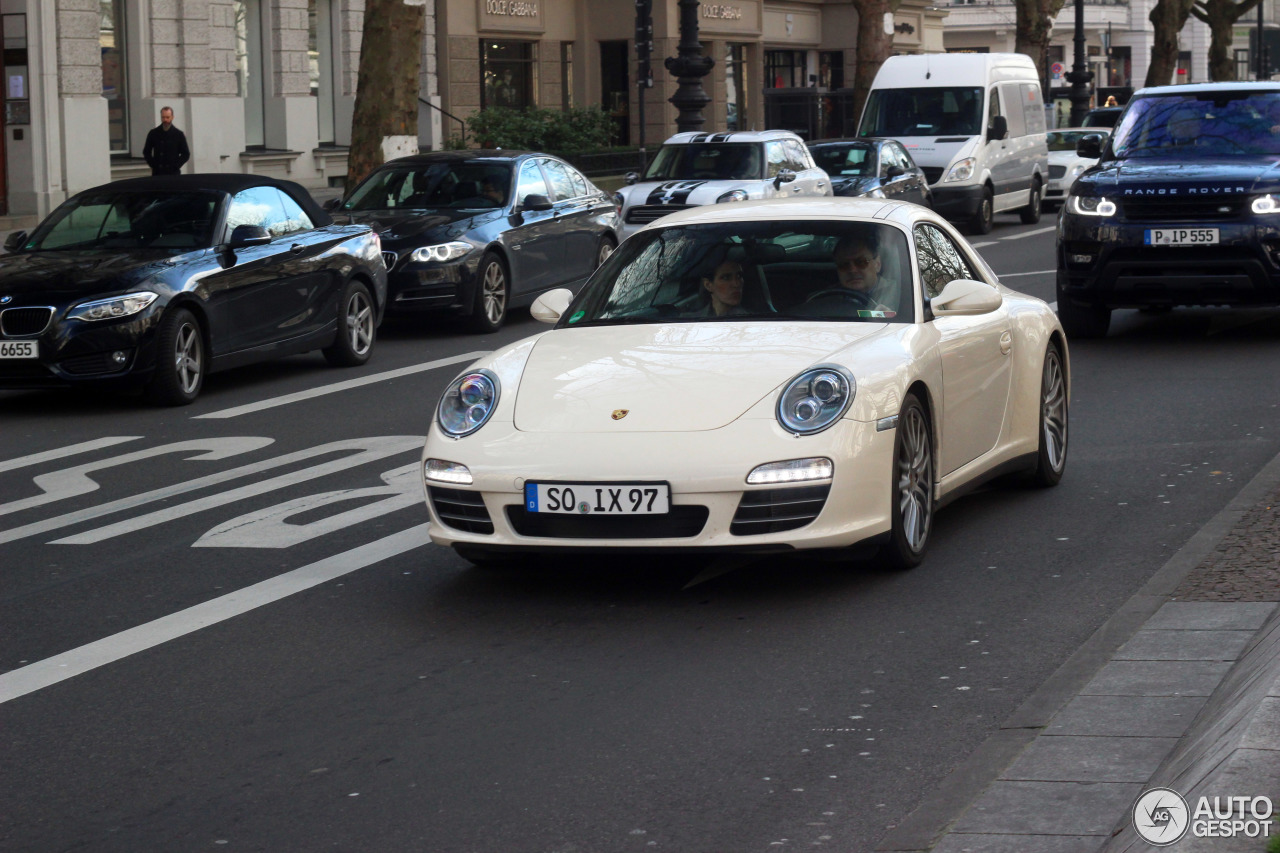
<box><xmin>807</xmin><ymin>138</ymin><xmax>933</xmax><ymax>208</ymax></box>
<box><xmin>0</xmin><ymin>174</ymin><xmax>386</xmax><ymax>405</ymax></box>
<box><xmin>331</xmin><ymin>151</ymin><xmax>619</xmax><ymax>333</ymax></box>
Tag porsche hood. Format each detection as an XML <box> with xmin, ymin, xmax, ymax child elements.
<box><xmin>512</xmin><ymin>323</ymin><xmax>887</xmax><ymax>433</ymax></box>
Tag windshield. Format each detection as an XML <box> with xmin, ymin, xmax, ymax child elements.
<box><xmin>24</xmin><ymin>191</ymin><xmax>221</xmax><ymax>251</ymax></box>
<box><xmin>1111</xmin><ymin>92</ymin><xmax>1280</xmax><ymax>157</ymax></box>
<box><xmin>810</xmin><ymin>144</ymin><xmax>875</xmax><ymax>177</ymax></box>
<box><xmin>1047</xmin><ymin>130</ymin><xmax>1106</xmax><ymax>152</ymax></box>
<box><xmin>859</xmin><ymin>87</ymin><xmax>984</xmax><ymax>137</ymax></box>
<box><xmin>643</xmin><ymin>143</ymin><xmax>763</xmax><ymax>181</ymax></box>
<box><xmin>562</xmin><ymin>221</ymin><xmax>914</xmax><ymax>326</ymax></box>
<box><xmin>343</xmin><ymin>163</ymin><xmax>512</xmax><ymax>211</ymax></box>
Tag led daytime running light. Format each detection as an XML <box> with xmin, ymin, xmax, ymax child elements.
<box><xmin>1252</xmin><ymin>194</ymin><xmax>1280</xmax><ymax>214</ymax></box>
<box><xmin>67</xmin><ymin>291</ymin><xmax>158</xmax><ymax>322</ymax></box>
<box><xmin>411</xmin><ymin>241</ymin><xmax>473</xmax><ymax>263</ymax></box>
<box><xmin>424</xmin><ymin>459</ymin><xmax>474</xmax><ymax>485</ymax></box>
<box><xmin>1068</xmin><ymin>195</ymin><xmax>1117</xmax><ymax>217</ymax></box>
<box><xmin>746</xmin><ymin>458</ymin><xmax>834</xmax><ymax>485</ymax></box>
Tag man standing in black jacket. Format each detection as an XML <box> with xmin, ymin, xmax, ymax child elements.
<box><xmin>143</xmin><ymin>106</ymin><xmax>190</xmax><ymax>175</ymax></box>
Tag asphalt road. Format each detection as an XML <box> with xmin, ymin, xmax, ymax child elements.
<box><xmin>4</xmin><ymin>212</ymin><xmax>1280</xmax><ymax>852</ymax></box>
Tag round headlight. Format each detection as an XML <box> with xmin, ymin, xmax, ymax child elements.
<box><xmin>438</xmin><ymin>369</ymin><xmax>500</xmax><ymax>437</ymax></box>
<box><xmin>777</xmin><ymin>365</ymin><xmax>855</xmax><ymax>435</ymax></box>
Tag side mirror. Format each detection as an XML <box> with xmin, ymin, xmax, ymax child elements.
<box><xmin>3</xmin><ymin>230</ymin><xmax>27</xmax><ymax>253</ymax></box>
<box><xmin>1076</xmin><ymin>134</ymin><xmax>1104</xmax><ymax>159</ymax></box>
<box><xmin>624</xmin><ymin>172</ymin><xmax>640</xmax><ymax>186</ymax></box>
<box><xmin>228</xmin><ymin>224</ymin><xmax>272</xmax><ymax>250</ymax></box>
<box><xmin>323</xmin><ymin>197</ymin><xmax>343</xmax><ymax>211</ymax></box>
<box><xmin>530</xmin><ymin>287</ymin><xmax>575</xmax><ymax>324</ymax></box>
<box><xmin>885</xmin><ymin>164</ymin><xmax>905</xmax><ymax>179</ymax></box>
<box><xmin>773</xmin><ymin>169</ymin><xmax>797</xmax><ymax>188</ymax></box>
<box><xmin>521</xmin><ymin>193</ymin><xmax>554</xmax><ymax>212</ymax></box>
<box><xmin>931</xmin><ymin>278</ymin><xmax>1003</xmax><ymax>317</ymax></box>
<box><xmin>987</xmin><ymin>115</ymin><xmax>1008</xmax><ymax>142</ymax></box>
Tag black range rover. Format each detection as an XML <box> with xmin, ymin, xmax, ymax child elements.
<box><xmin>1057</xmin><ymin>82</ymin><xmax>1280</xmax><ymax>337</ymax></box>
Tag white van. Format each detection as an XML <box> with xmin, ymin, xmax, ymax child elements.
<box><xmin>857</xmin><ymin>53</ymin><xmax>1049</xmax><ymax>234</ymax></box>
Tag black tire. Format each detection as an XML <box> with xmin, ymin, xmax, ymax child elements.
<box><xmin>967</xmin><ymin>186</ymin><xmax>994</xmax><ymax>234</ymax></box>
<box><xmin>1057</xmin><ymin>297</ymin><xmax>1111</xmax><ymax>339</ymax></box>
<box><xmin>881</xmin><ymin>393</ymin><xmax>933</xmax><ymax>570</ymax></box>
<box><xmin>1019</xmin><ymin>179</ymin><xmax>1043</xmax><ymax>224</ymax></box>
<box><xmin>596</xmin><ymin>235</ymin><xmax>617</xmax><ymax>269</ymax></box>
<box><xmin>1031</xmin><ymin>342</ymin><xmax>1068</xmax><ymax>487</ymax></box>
<box><xmin>323</xmin><ymin>279</ymin><xmax>376</xmax><ymax>367</ymax></box>
<box><xmin>146</xmin><ymin>306</ymin><xmax>206</xmax><ymax>406</ymax></box>
<box><xmin>467</xmin><ymin>251</ymin><xmax>508</xmax><ymax>334</ymax></box>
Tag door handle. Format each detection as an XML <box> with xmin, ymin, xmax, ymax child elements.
<box><xmin>289</xmin><ymin>243</ymin><xmax>306</xmax><ymax>254</ymax></box>
<box><xmin>999</xmin><ymin>330</ymin><xmax>1013</xmax><ymax>355</ymax></box>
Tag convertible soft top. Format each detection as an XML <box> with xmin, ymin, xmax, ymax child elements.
<box><xmin>77</xmin><ymin>173</ymin><xmax>333</xmax><ymax>228</ymax></box>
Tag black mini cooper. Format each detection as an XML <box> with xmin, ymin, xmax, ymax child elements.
<box><xmin>0</xmin><ymin>174</ymin><xmax>386</xmax><ymax>404</ymax></box>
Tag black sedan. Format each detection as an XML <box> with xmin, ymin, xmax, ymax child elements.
<box><xmin>330</xmin><ymin>151</ymin><xmax>619</xmax><ymax>333</ymax></box>
<box><xmin>0</xmin><ymin>174</ymin><xmax>386</xmax><ymax>405</ymax></box>
<box><xmin>807</xmin><ymin>138</ymin><xmax>932</xmax><ymax>208</ymax></box>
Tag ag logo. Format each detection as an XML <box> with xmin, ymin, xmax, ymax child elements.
<box><xmin>1133</xmin><ymin>787</ymin><xmax>1189</xmax><ymax>846</ymax></box>
<box><xmin>611</xmin><ymin>409</ymin><xmax>629</xmax><ymax>420</ymax></box>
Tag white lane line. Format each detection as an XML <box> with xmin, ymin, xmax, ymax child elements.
<box><xmin>194</xmin><ymin>351</ymin><xmax>491</xmax><ymax>420</ymax></box>
<box><xmin>997</xmin><ymin>269</ymin><xmax>1056</xmax><ymax>278</ymax></box>
<box><xmin>1001</xmin><ymin>225</ymin><xmax>1057</xmax><ymax>241</ymax></box>
<box><xmin>970</xmin><ymin>241</ymin><xmax>998</xmax><ymax>248</ymax></box>
<box><xmin>0</xmin><ymin>523</ymin><xmax>432</xmax><ymax>705</ymax></box>
<box><xmin>0</xmin><ymin>437</ymin><xmax>142</xmax><ymax>474</ymax></box>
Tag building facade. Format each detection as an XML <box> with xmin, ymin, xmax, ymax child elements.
<box><xmin>0</xmin><ymin>0</ymin><xmax>443</xmax><ymax>219</ymax></box>
<box><xmin>437</xmin><ymin>0</ymin><xmax>948</xmax><ymax>148</ymax></box>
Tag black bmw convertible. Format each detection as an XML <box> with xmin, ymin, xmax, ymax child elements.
<box><xmin>0</xmin><ymin>174</ymin><xmax>386</xmax><ymax>405</ymax></box>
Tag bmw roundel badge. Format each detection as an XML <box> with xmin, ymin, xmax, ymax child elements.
<box><xmin>0</xmin><ymin>295</ymin><xmax>11</xmax><ymax>304</ymax></box>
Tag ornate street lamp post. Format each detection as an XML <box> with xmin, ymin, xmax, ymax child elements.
<box><xmin>1066</xmin><ymin>0</ymin><xmax>1093</xmax><ymax>126</ymax></box>
<box><xmin>665</xmin><ymin>0</ymin><xmax>715</xmax><ymax>132</ymax></box>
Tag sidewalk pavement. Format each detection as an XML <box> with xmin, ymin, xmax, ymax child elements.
<box><xmin>880</xmin><ymin>451</ymin><xmax>1280</xmax><ymax>853</ymax></box>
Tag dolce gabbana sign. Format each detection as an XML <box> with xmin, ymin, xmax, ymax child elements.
<box><xmin>696</xmin><ymin>0</ymin><xmax>760</xmax><ymax>35</ymax></box>
<box><xmin>477</xmin><ymin>0</ymin><xmax>544</xmax><ymax>33</ymax></box>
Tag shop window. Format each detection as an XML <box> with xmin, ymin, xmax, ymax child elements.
<box><xmin>235</xmin><ymin>0</ymin><xmax>267</xmax><ymax>147</ymax></box>
<box><xmin>1108</xmin><ymin>45</ymin><xmax>1132</xmax><ymax>87</ymax></box>
<box><xmin>726</xmin><ymin>44</ymin><xmax>747</xmax><ymax>130</ymax></box>
<box><xmin>99</xmin><ymin>2</ymin><xmax>128</xmax><ymax>153</ymax></box>
<box><xmin>561</xmin><ymin>42</ymin><xmax>574</xmax><ymax>109</ymax></box>
<box><xmin>1177</xmin><ymin>51</ymin><xmax>1192</xmax><ymax>83</ymax></box>
<box><xmin>311</xmin><ymin>0</ymin><xmax>336</xmax><ymax>145</ymax></box>
<box><xmin>765</xmin><ymin>50</ymin><xmax>806</xmax><ymax>89</ymax></box>
<box><xmin>482</xmin><ymin>40</ymin><xmax>537</xmax><ymax>110</ymax></box>
<box><xmin>599</xmin><ymin>41</ymin><xmax>629</xmax><ymax>145</ymax></box>
<box><xmin>819</xmin><ymin>51</ymin><xmax>844</xmax><ymax>89</ymax></box>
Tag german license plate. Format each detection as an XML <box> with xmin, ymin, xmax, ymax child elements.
<box><xmin>525</xmin><ymin>482</ymin><xmax>671</xmax><ymax>515</ymax></box>
<box><xmin>0</xmin><ymin>341</ymin><xmax>37</xmax><ymax>359</ymax></box>
<box><xmin>1145</xmin><ymin>228</ymin><xmax>1219</xmax><ymax>246</ymax></box>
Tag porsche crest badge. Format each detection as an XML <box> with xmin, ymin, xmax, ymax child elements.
<box><xmin>611</xmin><ymin>409</ymin><xmax>629</xmax><ymax>420</ymax></box>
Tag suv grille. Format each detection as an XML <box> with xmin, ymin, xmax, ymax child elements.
<box><xmin>626</xmin><ymin>204</ymin><xmax>694</xmax><ymax>225</ymax></box>
<box><xmin>1</xmin><ymin>307</ymin><xmax>53</xmax><ymax>337</ymax></box>
<box><xmin>505</xmin><ymin>505</ymin><xmax>708</xmax><ymax>539</ymax></box>
<box><xmin>1122</xmin><ymin>197</ymin><xmax>1247</xmax><ymax>222</ymax></box>
<box><xmin>428</xmin><ymin>487</ymin><xmax>493</xmax><ymax>535</ymax></box>
<box><xmin>730</xmin><ymin>484</ymin><xmax>831</xmax><ymax>536</ymax></box>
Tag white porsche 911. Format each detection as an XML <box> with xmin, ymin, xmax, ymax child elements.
<box><xmin>421</xmin><ymin>198</ymin><xmax>1068</xmax><ymax>569</ymax></box>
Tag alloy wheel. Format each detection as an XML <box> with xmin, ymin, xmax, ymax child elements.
<box><xmin>1041</xmin><ymin>349</ymin><xmax>1068</xmax><ymax>473</ymax></box>
<box><xmin>896</xmin><ymin>405</ymin><xmax>933</xmax><ymax>552</ymax></box>
<box><xmin>345</xmin><ymin>289</ymin><xmax>374</xmax><ymax>356</ymax></box>
<box><xmin>483</xmin><ymin>261</ymin><xmax>507</xmax><ymax>325</ymax></box>
<box><xmin>174</xmin><ymin>321</ymin><xmax>202</xmax><ymax>396</ymax></box>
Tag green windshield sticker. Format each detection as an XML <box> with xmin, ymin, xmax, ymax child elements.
<box><xmin>857</xmin><ymin>310</ymin><xmax>888</xmax><ymax>318</ymax></box>
<box><xmin>568</xmin><ymin>310</ymin><xmax>585</xmax><ymax>324</ymax></box>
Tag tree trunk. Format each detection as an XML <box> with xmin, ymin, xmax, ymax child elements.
<box><xmin>345</xmin><ymin>0</ymin><xmax>426</xmax><ymax>193</ymax></box>
<box><xmin>1146</xmin><ymin>0</ymin><xmax>1197</xmax><ymax>86</ymax></box>
<box><xmin>850</xmin><ymin>0</ymin><xmax>903</xmax><ymax>125</ymax></box>
<box><xmin>1191</xmin><ymin>0</ymin><xmax>1264</xmax><ymax>81</ymax></box>
<box><xmin>1014</xmin><ymin>0</ymin><xmax>1069</xmax><ymax>86</ymax></box>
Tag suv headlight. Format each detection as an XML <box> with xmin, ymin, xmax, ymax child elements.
<box><xmin>717</xmin><ymin>189</ymin><xmax>749</xmax><ymax>203</ymax></box>
<box><xmin>66</xmin><ymin>291</ymin><xmax>158</xmax><ymax>322</ymax></box>
<box><xmin>437</xmin><ymin>369</ymin><xmax>500</xmax><ymax>437</ymax></box>
<box><xmin>1067</xmin><ymin>195</ymin><xmax>1117</xmax><ymax>217</ymax></box>
<box><xmin>1252</xmin><ymin>194</ymin><xmax>1280</xmax><ymax>214</ymax></box>
<box><xmin>776</xmin><ymin>365</ymin><xmax>856</xmax><ymax>435</ymax></box>
<box><xmin>943</xmin><ymin>158</ymin><xmax>975</xmax><ymax>183</ymax></box>
<box><xmin>410</xmin><ymin>241</ymin><xmax>472</xmax><ymax>263</ymax></box>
